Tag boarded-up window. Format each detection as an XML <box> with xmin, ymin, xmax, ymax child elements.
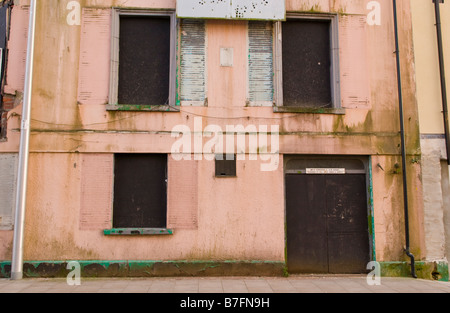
<box><xmin>118</xmin><ymin>16</ymin><xmax>171</xmax><ymax>105</ymax></box>
<box><xmin>0</xmin><ymin>154</ymin><xmax>17</xmax><ymax>230</ymax></box>
<box><xmin>108</xmin><ymin>10</ymin><xmax>176</xmax><ymax>108</ymax></box>
<box><xmin>113</xmin><ymin>154</ymin><xmax>167</xmax><ymax>229</ymax></box>
<box><xmin>180</xmin><ymin>19</ymin><xmax>206</xmax><ymax>106</ymax></box>
<box><xmin>248</xmin><ymin>21</ymin><xmax>273</xmax><ymax>105</ymax></box>
<box><xmin>282</xmin><ymin>19</ymin><xmax>332</xmax><ymax>108</ymax></box>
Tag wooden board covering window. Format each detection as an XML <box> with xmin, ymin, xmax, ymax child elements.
<box><xmin>282</xmin><ymin>19</ymin><xmax>332</xmax><ymax>108</ymax></box>
<box><xmin>118</xmin><ymin>16</ymin><xmax>171</xmax><ymax>106</ymax></box>
<box><xmin>113</xmin><ymin>154</ymin><xmax>167</xmax><ymax>228</ymax></box>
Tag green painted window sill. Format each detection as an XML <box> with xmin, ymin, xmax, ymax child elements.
<box><xmin>104</xmin><ymin>228</ymin><xmax>173</xmax><ymax>236</ymax></box>
<box><xmin>273</xmin><ymin>106</ymin><xmax>345</xmax><ymax>115</ymax></box>
<box><xmin>106</xmin><ymin>104</ymin><xmax>180</xmax><ymax>112</ymax></box>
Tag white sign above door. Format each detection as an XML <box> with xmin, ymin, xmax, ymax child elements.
<box><xmin>306</xmin><ymin>168</ymin><xmax>346</xmax><ymax>175</ymax></box>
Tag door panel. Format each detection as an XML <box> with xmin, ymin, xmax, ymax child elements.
<box><xmin>286</xmin><ymin>174</ymin><xmax>370</xmax><ymax>274</ymax></box>
<box><xmin>326</xmin><ymin>175</ymin><xmax>369</xmax><ymax>233</ymax></box>
<box><xmin>326</xmin><ymin>175</ymin><xmax>370</xmax><ymax>273</ymax></box>
<box><xmin>328</xmin><ymin>232</ymin><xmax>370</xmax><ymax>273</ymax></box>
<box><xmin>286</xmin><ymin>175</ymin><xmax>328</xmax><ymax>273</ymax></box>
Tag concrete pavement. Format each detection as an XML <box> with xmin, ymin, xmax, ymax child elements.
<box><xmin>0</xmin><ymin>275</ymin><xmax>449</xmax><ymax>293</ymax></box>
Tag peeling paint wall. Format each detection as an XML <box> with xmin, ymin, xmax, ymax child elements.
<box><xmin>23</xmin><ymin>153</ymin><xmax>285</xmax><ymax>261</ymax></box>
<box><xmin>0</xmin><ymin>0</ymin><xmax>425</xmax><ymax>265</ymax></box>
<box><xmin>411</xmin><ymin>0</ymin><xmax>450</xmax><ymax>266</ymax></box>
<box><xmin>420</xmin><ymin>138</ymin><xmax>447</xmax><ymax>261</ymax></box>
<box><xmin>371</xmin><ymin>155</ymin><xmax>424</xmax><ymax>261</ymax></box>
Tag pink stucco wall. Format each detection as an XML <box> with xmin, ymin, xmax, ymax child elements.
<box><xmin>0</xmin><ymin>0</ymin><xmax>424</xmax><ymax>263</ymax></box>
<box><xmin>21</xmin><ymin>152</ymin><xmax>284</xmax><ymax>261</ymax></box>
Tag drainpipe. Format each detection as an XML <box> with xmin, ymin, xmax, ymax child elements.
<box><xmin>433</xmin><ymin>0</ymin><xmax>450</xmax><ymax>167</ymax></box>
<box><xmin>392</xmin><ymin>0</ymin><xmax>417</xmax><ymax>278</ymax></box>
<box><xmin>10</xmin><ymin>0</ymin><xmax>36</xmax><ymax>280</ymax></box>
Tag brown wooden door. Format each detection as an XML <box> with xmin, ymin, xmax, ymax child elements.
<box><xmin>286</xmin><ymin>174</ymin><xmax>370</xmax><ymax>274</ymax></box>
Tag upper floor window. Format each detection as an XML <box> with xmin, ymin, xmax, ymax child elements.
<box><xmin>274</xmin><ymin>14</ymin><xmax>341</xmax><ymax>112</ymax></box>
<box><xmin>108</xmin><ymin>9</ymin><xmax>177</xmax><ymax>110</ymax></box>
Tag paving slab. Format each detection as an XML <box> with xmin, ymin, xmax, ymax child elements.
<box><xmin>0</xmin><ymin>276</ymin><xmax>448</xmax><ymax>294</ymax></box>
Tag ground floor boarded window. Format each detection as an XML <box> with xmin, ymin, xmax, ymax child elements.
<box><xmin>113</xmin><ymin>154</ymin><xmax>167</xmax><ymax>229</ymax></box>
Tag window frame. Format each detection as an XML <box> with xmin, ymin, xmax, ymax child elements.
<box><xmin>215</xmin><ymin>154</ymin><xmax>237</xmax><ymax>178</ymax></box>
<box><xmin>107</xmin><ymin>153</ymin><xmax>172</xmax><ymax>236</ymax></box>
<box><xmin>107</xmin><ymin>8</ymin><xmax>178</xmax><ymax>112</ymax></box>
<box><xmin>274</xmin><ymin>13</ymin><xmax>343</xmax><ymax>114</ymax></box>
